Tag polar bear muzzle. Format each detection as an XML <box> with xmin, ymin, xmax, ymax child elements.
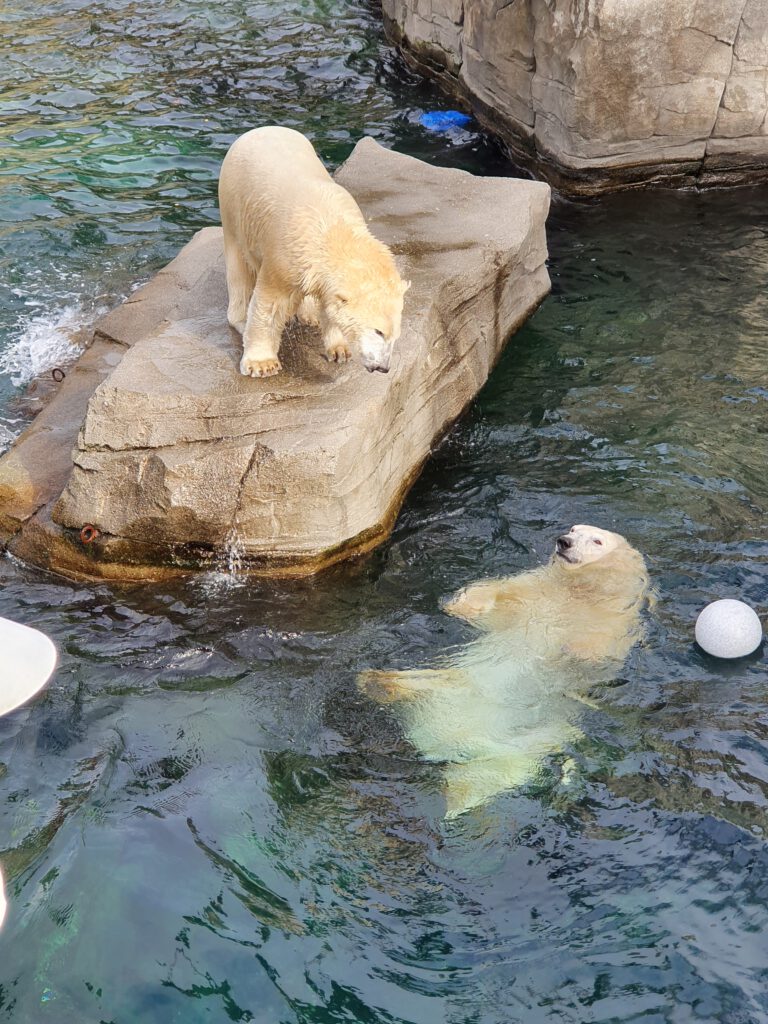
<box><xmin>358</xmin><ymin>328</ymin><xmax>393</xmax><ymax>373</ymax></box>
<box><xmin>554</xmin><ymin>524</ymin><xmax>623</xmax><ymax>566</ymax></box>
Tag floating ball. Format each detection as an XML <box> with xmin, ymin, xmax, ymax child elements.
<box><xmin>695</xmin><ymin>599</ymin><xmax>763</xmax><ymax>659</ymax></box>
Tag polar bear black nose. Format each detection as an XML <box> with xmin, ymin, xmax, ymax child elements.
<box><xmin>556</xmin><ymin>535</ymin><xmax>573</xmax><ymax>552</ymax></box>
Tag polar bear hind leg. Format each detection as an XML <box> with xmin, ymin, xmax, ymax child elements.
<box><xmin>297</xmin><ymin>295</ymin><xmax>321</xmax><ymax>327</ymax></box>
<box><xmin>358</xmin><ymin>668</ymin><xmax>467</xmax><ymax>704</ymax></box>
<box><xmin>442</xmin><ymin>722</ymin><xmax>584</xmax><ymax>818</ymax></box>
<box><xmin>296</xmin><ymin>297</ymin><xmax>349</xmax><ymax>363</ymax></box>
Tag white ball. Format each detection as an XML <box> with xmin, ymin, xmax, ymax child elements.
<box><xmin>695</xmin><ymin>599</ymin><xmax>763</xmax><ymax>659</ymax></box>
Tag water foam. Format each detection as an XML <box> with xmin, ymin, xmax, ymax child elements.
<box><xmin>199</xmin><ymin>528</ymin><xmax>248</xmax><ymax>595</ymax></box>
<box><xmin>0</xmin><ymin>422</ymin><xmax>18</xmax><ymax>456</ymax></box>
<box><xmin>0</xmin><ymin>305</ymin><xmax>87</xmax><ymax>387</ymax></box>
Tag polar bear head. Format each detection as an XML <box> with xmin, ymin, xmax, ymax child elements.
<box><xmin>548</xmin><ymin>524</ymin><xmax>650</xmax><ymax>655</ymax></box>
<box><xmin>554</xmin><ymin>524</ymin><xmax>627</xmax><ymax>567</ymax></box>
<box><xmin>328</xmin><ymin>275</ymin><xmax>409</xmax><ymax>373</ymax></box>
<box><xmin>320</xmin><ymin>223</ymin><xmax>410</xmax><ymax>373</ymax></box>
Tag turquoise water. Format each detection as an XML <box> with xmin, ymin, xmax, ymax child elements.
<box><xmin>1</xmin><ymin>2</ymin><xmax>768</xmax><ymax>1022</ymax></box>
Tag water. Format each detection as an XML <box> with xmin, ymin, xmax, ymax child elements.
<box><xmin>1</xmin><ymin>1</ymin><xmax>767</xmax><ymax>1021</ymax></box>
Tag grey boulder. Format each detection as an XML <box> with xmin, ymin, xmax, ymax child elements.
<box><xmin>384</xmin><ymin>0</ymin><xmax>768</xmax><ymax>193</ymax></box>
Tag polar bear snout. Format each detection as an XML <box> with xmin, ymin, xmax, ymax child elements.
<box><xmin>554</xmin><ymin>524</ymin><xmax>624</xmax><ymax>566</ymax></box>
<box><xmin>358</xmin><ymin>329</ymin><xmax>393</xmax><ymax>373</ymax></box>
<box><xmin>556</xmin><ymin>532</ymin><xmax>581</xmax><ymax>564</ymax></box>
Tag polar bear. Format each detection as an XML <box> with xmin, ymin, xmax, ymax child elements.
<box><xmin>218</xmin><ymin>126</ymin><xmax>409</xmax><ymax>378</ymax></box>
<box><xmin>359</xmin><ymin>525</ymin><xmax>650</xmax><ymax>817</ymax></box>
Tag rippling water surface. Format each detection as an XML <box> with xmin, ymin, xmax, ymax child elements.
<box><xmin>1</xmin><ymin>2</ymin><xmax>768</xmax><ymax>1022</ymax></box>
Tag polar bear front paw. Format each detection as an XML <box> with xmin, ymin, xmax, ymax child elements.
<box><xmin>240</xmin><ymin>354</ymin><xmax>282</xmax><ymax>377</ymax></box>
<box><xmin>325</xmin><ymin>343</ymin><xmax>351</xmax><ymax>363</ymax></box>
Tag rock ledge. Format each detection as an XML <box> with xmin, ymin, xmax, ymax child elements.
<box><xmin>0</xmin><ymin>139</ymin><xmax>550</xmax><ymax>581</ymax></box>
<box><xmin>384</xmin><ymin>0</ymin><xmax>768</xmax><ymax>194</ymax></box>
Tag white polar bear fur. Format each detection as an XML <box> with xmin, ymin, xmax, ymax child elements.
<box><xmin>218</xmin><ymin>126</ymin><xmax>409</xmax><ymax>378</ymax></box>
<box><xmin>359</xmin><ymin>525</ymin><xmax>649</xmax><ymax>817</ymax></box>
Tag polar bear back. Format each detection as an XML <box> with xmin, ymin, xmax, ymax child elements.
<box><xmin>219</xmin><ymin>126</ymin><xmax>365</xmax><ymax>277</ymax></box>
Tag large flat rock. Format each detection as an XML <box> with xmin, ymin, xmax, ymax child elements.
<box><xmin>1</xmin><ymin>138</ymin><xmax>550</xmax><ymax>581</ymax></box>
<box><xmin>384</xmin><ymin>0</ymin><xmax>768</xmax><ymax>194</ymax></box>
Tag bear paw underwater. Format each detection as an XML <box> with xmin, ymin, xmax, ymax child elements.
<box><xmin>219</xmin><ymin>126</ymin><xmax>410</xmax><ymax>378</ymax></box>
<box><xmin>359</xmin><ymin>525</ymin><xmax>650</xmax><ymax>818</ymax></box>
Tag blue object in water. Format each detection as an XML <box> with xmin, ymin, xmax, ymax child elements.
<box><xmin>419</xmin><ymin>109</ymin><xmax>472</xmax><ymax>131</ymax></box>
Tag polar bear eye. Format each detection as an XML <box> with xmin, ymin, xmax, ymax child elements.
<box><xmin>593</xmin><ymin>538</ymin><xmax>603</xmax><ymax>545</ymax></box>
<box><xmin>374</xmin><ymin>329</ymin><xmax>385</xmax><ymax>339</ymax></box>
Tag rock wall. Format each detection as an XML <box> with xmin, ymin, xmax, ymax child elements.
<box><xmin>0</xmin><ymin>139</ymin><xmax>550</xmax><ymax>581</ymax></box>
<box><xmin>383</xmin><ymin>0</ymin><xmax>768</xmax><ymax>193</ymax></box>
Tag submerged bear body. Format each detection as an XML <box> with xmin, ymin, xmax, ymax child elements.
<box><xmin>360</xmin><ymin>525</ymin><xmax>650</xmax><ymax>817</ymax></box>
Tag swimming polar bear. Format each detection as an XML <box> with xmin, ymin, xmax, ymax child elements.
<box><xmin>218</xmin><ymin>126</ymin><xmax>409</xmax><ymax>378</ymax></box>
<box><xmin>359</xmin><ymin>525</ymin><xmax>650</xmax><ymax>817</ymax></box>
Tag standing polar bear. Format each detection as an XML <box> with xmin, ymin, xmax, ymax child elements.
<box><xmin>219</xmin><ymin>126</ymin><xmax>409</xmax><ymax>378</ymax></box>
<box><xmin>359</xmin><ymin>525</ymin><xmax>650</xmax><ymax>817</ymax></box>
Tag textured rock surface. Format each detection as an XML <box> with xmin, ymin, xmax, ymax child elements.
<box><xmin>0</xmin><ymin>229</ymin><xmax>229</xmax><ymax>555</ymax></box>
<box><xmin>0</xmin><ymin>340</ymin><xmax>124</xmax><ymax>543</ymax></box>
<box><xmin>383</xmin><ymin>0</ymin><xmax>768</xmax><ymax>193</ymax></box>
<box><xmin>1</xmin><ymin>139</ymin><xmax>550</xmax><ymax>580</ymax></box>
